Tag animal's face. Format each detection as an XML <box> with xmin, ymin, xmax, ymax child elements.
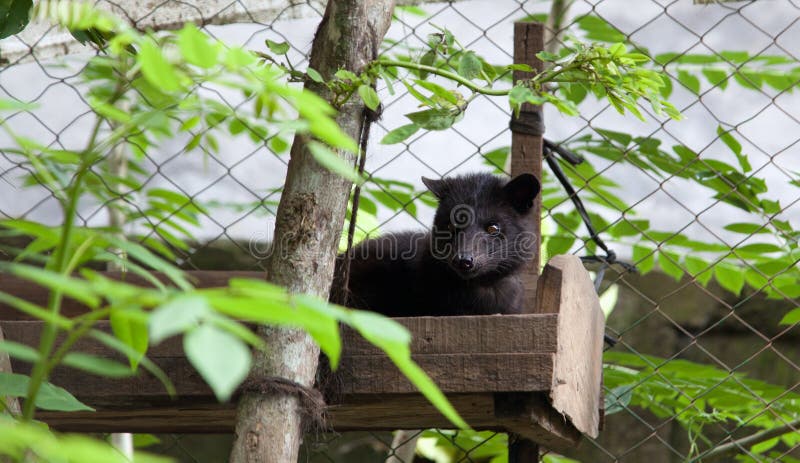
<box><xmin>423</xmin><ymin>173</ymin><xmax>540</xmax><ymax>281</ymax></box>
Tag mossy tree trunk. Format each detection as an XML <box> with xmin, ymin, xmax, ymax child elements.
<box><xmin>228</xmin><ymin>1</ymin><xmax>395</xmax><ymax>462</ymax></box>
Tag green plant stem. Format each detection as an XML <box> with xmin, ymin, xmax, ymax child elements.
<box><xmin>21</xmin><ymin>117</ymin><xmax>105</xmax><ymax>421</ymax></box>
<box><xmin>374</xmin><ymin>59</ymin><xmax>510</xmax><ymax>95</ymax></box>
<box><xmin>692</xmin><ymin>418</ymin><xmax>800</xmax><ymax>462</ymax></box>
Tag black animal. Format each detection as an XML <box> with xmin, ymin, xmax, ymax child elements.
<box><xmin>334</xmin><ymin>172</ymin><xmax>541</xmax><ymax>316</ymax></box>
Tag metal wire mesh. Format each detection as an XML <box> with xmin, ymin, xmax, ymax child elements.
<box><xmin>1</xmin><ymin>0</ymin><xmax>799</xmax><ymax>462</ymax></box>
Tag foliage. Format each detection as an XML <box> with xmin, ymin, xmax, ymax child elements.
<box><xmin>0</xmin><ymin>3</ymin><xmax>466</xmax><ymax>461</ymax></box>
<box><xmin>605</xmin><ymin>352</ymin><xmax>800</xmax><ymax>460</ymax></box>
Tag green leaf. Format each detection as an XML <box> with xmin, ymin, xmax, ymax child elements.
<box><xmin>0</xmin><ymin>0</ymin><xmax>33</xmax><ymax>39</ymax></box>
<box><xmin>110</xmin><ymin>308</ymin><xmax>149</xmax><ymax>368</ymax></box>
<box><xmin>546</xmin><ymin>236</ymin><xmax>575</xmax><ymax>256</ymax></box>
<box><xmin>0</xmin><ymin>98</ymin><xmax>37</xmax><ymax>111</ymax></box>
<box><xmin>380</xmin><ymin>124</ymin><xmax>419</xmax><ymax>145</ymax></box>
<box><xmin>702</xmin><ymin>68</ymin><xmax>728</xmax><ymax>90</ymax></box>
<box><xmin>62</xmin><ymin>352</ymin><xmax>135</xmax><ymax>378</ymax></box>
<box><xmin>457</xmin><ymin>51</ymin><xmax>481</xmax><ymax>80</ymax></box>
<box><xmin>715</xmin><ymin>263</ymin><xmax>745</xmax><ymax>296</ymax></box>
<box><xmin>357</xmin><ymin>84</ymin><xmax>380</xmax><ymax>111</ymax></box>
<box><xmin>406</xmin><ymin>108</ymin><xmax>458</xmax><ymax>130</ymax></box>
<box><xmin>414</xmin><ymin>80</ymin><xmax>458</xmax><ymax>105</ymax></box>
<box><xmin>482</xmin><ymin>147</ymin><xmax>509</xmax><ymax>173</ymax></box>
<box><xmin>105</xmin><ymin>236</ymin><xmax>191</xmax><ymax>290</ymax></box>
<box><xmin>149</xmin><ymin>294</ymin><xmax>212</xmax><ymax>344</ymax></box>
<box><xmin>184</xmin><ymin>324</ymin><xmax>251</xmax><ymax>402</ymax></box>
<box><xmin>418</xmin><ymin>50</ymin><xmax>436</xmax><ymax>79</ymax></box>
<box><xmin>684</xmin><ymin>256</ymin><xmax>713</xmax><ymax>286</ymax></box>
<box><xmin>88</xmin><ymin>97</ymin><xmax>131</xmax><ymax>123</ymax></box>
<box><xmin>0</xmin><ymin>291</ymin><xmax>72</xmax><ymax>328</ymax></box>
<box><xmin>3</xmin><ymin>263</ymin><xmax>100</xmax><ymax>309</ymax></box>
<box><xmin>724</xmin><ymin>222</ymin><xmax>767</xmax><ymax>234</ymax></box>
<box><xmin>605</xmin><ymin>385</ymin><xmax>633</xmax><ymax>415</ymax></box>
<box><xmin>137</xmin><ymin>37</ymin><xmax>182</xmax><ymax>92</ymax></box>
<box><xmin>576</xmin><ymin>15</ymin><xmax>626</xmax><ymax>43</ymax></box>
<box><xmin>307</xmin><ymin>141</ymin><xmax>364</xmax><ymax>185</ymax></box>
<box><xmin>178</xmin><ymin>23</ymin><xmax>218</xmax><ymax>68</ymax></box>
<box><xmin>676</xmin><ymin>70</ymin><xmax>700</xmax><ymax>94</ymax></box>
<box><xmin>133</xmin><ymin>434</ymin><xmax>161</xmax><ymax>449</ymax></box>
<box><xmin>658</xmin><ymin>250</ymin><xmax>683</xmax><ymax>281</ymax></box>
<box><xmin>0</xmin><ymin>372</ymin><xmax>93</xmax><ymax>411</ymax></box>
<box><xmin>265</xmin><ymin>39</ymin><xmax>290</xmax><ymax>55</ymax></box>
<box><xmin>779</xmin><ymin>308</ymin><xmax>800</xmax><ymax>326</ymax></box>
<box><xmin>292</xmin><ymin>294</ymin><xmax>343</xmax><ymax>368</ymax></box>
<box><xmin>717</xmin><ymin>126</ymin><xmax>751</xmax><ymax>173</ymax></box>
<box><xmin>632</xmin><ymin>245</ymin><xmax>655</xmax><ymax>274</ymax></box>
<box><xmin>736</xmin><ymin>243</ymin><xmax>782</xmax><ymax>254</ymax></box>
<box><xmin>0</xmin><ymin>339</ymin><xmax>39</xmax><ymax>362</ymax></box>
<box><xmin>306</xmin><ymin>67</ymin><xmax>324</xmax><ymax>83</ymax></box>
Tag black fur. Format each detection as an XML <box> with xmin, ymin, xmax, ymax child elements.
<box><xmin>335</xmin><ymin>172</ymin><xmax>541</xmax><ymax>316</ymax></box>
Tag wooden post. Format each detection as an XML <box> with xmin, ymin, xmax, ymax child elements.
<box><xmin>509</xmin><ymin>20</ymin><xmax>545</xmax><ymax>462</ymax></box>
<box><xmin>510</xmin><ymin>21</ymin><xmax>545</xmax><ymax>308</ymax></box>
<box><xmin>228</xmin><ymin>1</ymin><xmax>395</xmax><ymax>462</ymax></box>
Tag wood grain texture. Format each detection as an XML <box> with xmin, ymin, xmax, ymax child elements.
<box><xmin>510</xmin><ymin>21</ymin><xmax>545</xmax><ymax>310</ymax></box>
<box><xmin>535</xmin><ymin>255</ymin><xmax>604</xmax><ymax>438</ymax></box>
<box><xmin>342</xmin><ymin>314</ymin><xmax>558</xmax><ymax>355</ymax></box>
<box><xmin>1</xmin><ymin>316</ymin><xmax>557</xmax><ymax>400</ymax></box>
<box><xmin>33</xmin><ymin>393</ymin><xmax>576</xmax><ymax>446</ymax></box>
<box><xmin>508</xmin><ymin>20</ymin><xmax>547</xmax><ymax>460</ymax></box>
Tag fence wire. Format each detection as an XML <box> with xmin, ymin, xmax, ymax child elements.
<box><xmin>1</xmin><ymin>0</ymin><xmax>799</xmax><ymax>462</ymax></box>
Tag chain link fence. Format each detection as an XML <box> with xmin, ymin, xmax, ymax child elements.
<box><xmin>1</xmin><ymin>0</ymin><xmax>799</xmax><ymax>462</ymax></box>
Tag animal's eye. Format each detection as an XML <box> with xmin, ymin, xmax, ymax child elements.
<box><xmin>486</xmin><ymin>223</ymin><xmax>500</xmax><ymax>235</ymax></box>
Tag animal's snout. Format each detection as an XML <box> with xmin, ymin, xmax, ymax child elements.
<box><xmin>454</xmin><ymin>254</ymin><xmax>474</xmax><ymax>271</ymax></box>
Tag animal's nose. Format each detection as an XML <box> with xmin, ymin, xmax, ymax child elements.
<box><xmin>455</xmin><ymin>255</ymin><xmax>474</xmax><ymax>270</ymax></box>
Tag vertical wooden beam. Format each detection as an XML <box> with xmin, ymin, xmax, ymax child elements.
<box><xmin>508</xmin><ymin>20</ymin><xmax>545</xmax><ymax>463</ymax></box>
<box><xmin>510</xmin><ymin>21</ymin><xmax>545</xmax><ymax>310</ymax></box>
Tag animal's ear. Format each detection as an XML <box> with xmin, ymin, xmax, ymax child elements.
<box><xmin>503</xmin><ymin>173</ymin><xmax>541</xmax><ymax>212</ymax></box>
<box><xmin>422</xmin><ymin>176</ymin><xmax>447</xmax><ymax>199</ymax></box>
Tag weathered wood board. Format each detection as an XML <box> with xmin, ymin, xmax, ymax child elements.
<box><xmin>536</xmin><ymin>255</ymin><xmax>605</xmax><ymax>438</ymax></box>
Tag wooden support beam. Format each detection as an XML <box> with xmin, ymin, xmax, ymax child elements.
<box><xmin>510</xmin><ymin>21</ymin><xmax>545</xmax><ymax>310</ymax></box>
<box><xmin>508</xmin><ymin>20</ymin><xmax>546</xmax><ymax>461</ymax></box>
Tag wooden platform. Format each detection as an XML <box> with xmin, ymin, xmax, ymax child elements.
<box><xmin>0</xmin><ymin>255</ymin><xmax>604</xmax><ymax>451</ymax></box>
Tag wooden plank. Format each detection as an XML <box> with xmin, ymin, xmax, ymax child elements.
<box><xmin>0</xmin><ymin>315</ymin><xmax>558</xmax><ymax>356</ymax></box>
<box><xmin>342</xmin><ymin>314</ymin><xmax>558</xmax><ymax>355</ymax></box>
<box><xmin>34</xmin><ymin>392</ymin><xmax>575</xmax><ymax>446</ymax></box>
<box><xmin>2</xmin><ymin>318</ymin><xmax>556</xmax><ymax>400</ymax></box>
<box><xmin>33</xmin><ymin>394</ymin><xmax>498</xmax><ymax>434</ymax></box>
<box><xmin>509</xmin><ymin>21</ymin><xmax>545</xmax><ymax>310</ymax></box>
<box><xmin>496</xmin><ymin>393</ymin><xmax>581</xmax><ymax>452</ymax></box>
<box><xmin>337</xmin><ymin>353</ymin><xmax>553</xmax><ymax>394</ymax></box>
<box><xmin>535</xmin><ymin>255</ymin><xmax>604</xmax><ymax>438</ymax></box>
